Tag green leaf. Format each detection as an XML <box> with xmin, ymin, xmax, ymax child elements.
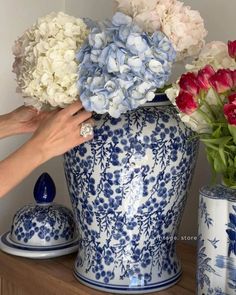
<box><xmin>228</xmin><ymin>125</ymin><xmax>236</xmax><ymax>145</ymax></box>
<box><xmin>201</xmin><ymin>137</ymin><xmax>231</xmax><ymax>145</ymax></box>
<box><xmin>206</xmin><ymin>151</ymin><xmax>217</xmax><ymax>184</ymax></box>
<box><xmin>234</xmin><ymin>156</ymin><xmax>236</xmax><ymax>167</ymax></box>
<box><xmin>223</xmin><ymin>175</ymin><xmax>236</xmax><ymax>188</ymax></box>
<box><xmin>214</xmin><ymin>155</ymin><xmax>226</xmax><ymax>172</ymax></box>
<box><xmin>228</xmin><ymin>157</ymin><xmax>234</xmax><ymax>166</ymax></box>
<box><xmin>212</xmin><ymin>126</ymin><xmax>222</xmax><ymax>138</ymax></box>
<box><xmin>226</xmin><ymin>144</ymin><xmax>236</xmax><ymax>152</ymax></box>
<box><xmin>219</xmin><ymin>137</ymin><xmax>232</xmax><ymax>166</ymax></box>
<box><xmin>205</xmin><ymin>147</ymin><xmax>226</xmax><ymax>173</ymax></box>
<box><xmin>202</xmin><ymin>141</ymin><xmax>219</xmax><ymax>151</ymax></box>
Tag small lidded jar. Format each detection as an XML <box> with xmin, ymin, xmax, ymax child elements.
<box><xmin>10</xmin><ymin>173</ymin><xmax>78</xmax><ymax>248</ymax></box>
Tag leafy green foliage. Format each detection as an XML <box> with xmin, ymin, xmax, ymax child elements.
<box><xmin>201</xmin><ymin>122</ymin><xmax>236</xmax><ymax>188</ymax></box>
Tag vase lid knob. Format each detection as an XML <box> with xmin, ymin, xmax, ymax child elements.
<box><xmin>33</xmin><ymin>173</ymin><xmax>56</xmax><ymax>204</ymax></box>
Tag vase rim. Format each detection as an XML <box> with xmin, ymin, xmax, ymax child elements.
<box><xmin>200</xmin><ymin>184</ymin><xmax>236</xmax><ymax>202</ymax></box>
<box><xmin>144</xmin><ymin>93</ymin><xmax>171</xmax><ymax>107</ymax></box>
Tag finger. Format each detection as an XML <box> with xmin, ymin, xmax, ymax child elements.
<box><xmin>83</xmin><ymin>118</ymin><xmax>95</xmax><ymax>127</ymax></box>
<box><xmin>72</xmin><ymin>110</ymin><xmax>93</xmax><ymax>125</ymax></box>
<box><xmin>61</xmin><ymin>100</ymin><xmax>83</xmax><ymax>116</ymax></box>
<box><xmin>78</xmin><ymin>133</ymin><xmax>94</xmax><ymax>144</ymax></box>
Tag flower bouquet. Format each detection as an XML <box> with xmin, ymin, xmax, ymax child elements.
<box><xmin>12</xmin><ymin>0</ymin><xmax>207</xmax><ymax>118</ymax></box>
<box><xmin>166</xmin><ymin>40</ymin><xmax>236</xmax><ymax>187</ymax></box>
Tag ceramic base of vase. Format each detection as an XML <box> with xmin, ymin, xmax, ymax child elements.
<box><xmin>74</xmin><ymin>268</ymin><xmax>182</xmax><ymax>294</ymax></box>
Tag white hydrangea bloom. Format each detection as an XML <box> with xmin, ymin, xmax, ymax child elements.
<box><xmin>165</xmin><ymin>83</ymin><xmax>180</xmax><ymax>105</ymax></box>
<box><xmin>186</xmin><ymin>41</ymin><xmax>236</xmax><ymax>72</ymax></box>
<box><xmin>12</xmin><ymin>12</ymin><xmax>89</xmax><ymax>109</ymax></box>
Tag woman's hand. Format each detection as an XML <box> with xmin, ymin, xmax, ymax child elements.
<box><xmin>0</xmin><ymin>101</ymin><xmax>94</xmax><ymax>198</ymax></box>
<box><xmin>0</xmin><ymin>105</ymin><xmax>50</xmax><ymax>139</ymax></box>
<box><xmin>8</xmin><ymin>106</ymin><xmax>49</xmax><ymax>133</ymax></box>
<box><xmin>29</xmin><ymin>101</ymin><xmax>94</xmax><ymax>162</ymax></box>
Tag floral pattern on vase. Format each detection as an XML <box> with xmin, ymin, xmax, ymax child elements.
<box><xmin>197</xmin><ymin>185</ymin><xmax>236</xmax><ymax>295</ymax></box>
<box><xmin>10</xmin><ymin>205</ymin><xmax>76</xmax><ymax>246</ymax></box>
<box><xmin>64</xmin><ymin>103</ymin><xmax>198</xmax><ymax>294</ymax></box>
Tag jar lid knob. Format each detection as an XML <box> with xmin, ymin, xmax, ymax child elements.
<box><xmin>33</xmin><ymin>173</ymin><xmax>56</xmax><ymax>204</ymax></box>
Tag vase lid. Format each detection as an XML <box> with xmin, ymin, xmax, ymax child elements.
<box><xmin>0</xmin><ymin>173</ymin><xmax>78</xmax><ymax>258</ymax></box>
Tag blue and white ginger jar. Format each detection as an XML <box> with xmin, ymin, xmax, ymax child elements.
<box><xmin>64</xmin><ymin>96</ymin><xmax>198</xmax><ymax>294</ymax></box>
<box><xmin>197</xmin><ymin>184</ymin><xmax>236</xmax><ymax>295</ymax></box>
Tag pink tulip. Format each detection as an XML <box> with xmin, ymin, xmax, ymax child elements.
<box><xmin>228</xmin><ymin>93</ymin><xmax>236</xmax><ymax>104</ymax></box>
<box><xmin>197</xmin><ymin>65</ymin><xmax>215</xmax><ymax>91</ymax></box>
<box><xmin>179</xmin><ymin>72</ymin><xmax>200</xmax><ymax>96</ymax></box>
<box><xmin>231</xmin><ymin>70</ymin><xmax>236</xmax><ymax>87</ymax></box>
<box><xmin>224</xmin><ymin>103</ymin><xmax>236</xmax><ymax>125</ymax></box>
<box><xmin>228</xmin><ymin>40</ymin><xmax>236</xmax><ymax>59</ymax></box>
<box><xmin>209</xmin><ymin>69</ymin><xmax>234</xmax><ymax>93</ymax></box>
<box><xmin>176</xmin><ymin>91</ymin><xmax>198</xmax><ymax>115</ymax></box>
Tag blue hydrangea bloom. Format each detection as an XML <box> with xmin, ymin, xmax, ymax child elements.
<box><xmin>77</xmin><ymin>12</ymin><xmax>176</xmax><ymax>118</ymax></box>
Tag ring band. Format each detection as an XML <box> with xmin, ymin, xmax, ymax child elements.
<box><xmin>80</xmin><ymin>123</ymin><xmax>94</xmax><ymax>137</ymax></box>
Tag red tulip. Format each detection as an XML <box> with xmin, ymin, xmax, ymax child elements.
<box><xmin>228</xmin><ymin>93</ymin><xmax>236</xmax><ymax>104</ymax></box>
<box><xmin>228</xmin><ymin>40</ymin><xmax>236</xmax><ymax>59</ymax></box>
<box><xmin>231</xmin><ymin>70</ymin><xmax>236</xmax><ymax>87</ymax></box>
<box><xmin>224</xmin><ymin>103</ymin><xmax>236</xmax><ymax>125</ymax></box>
<box><xmin>209</xmin><ymin>69</ymin><xmax>234</xmax><ymax>93</ymax></box>
<box><xmin>197</xmin><ymin>65</ymin><xmax>215</xmax><ymax>91</ymax></box>
<box><xmin>176</xmin><ymin>91</ymin><xmax>198</xmax><ymax>115</ymax></box>
<box><xmin>179</xmin><ymin>72</ymin><xmax>200</xmax><ymax>96</ymax></box>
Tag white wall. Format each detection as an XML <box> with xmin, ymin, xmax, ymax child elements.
<box><xmin>184</xmin><ymin>0</ymin><xmax>236</xmax><ymax>43</ymax></box>
<box><xmin>0</xmin><ymin>0</ymin><xmax>235</xmax><ymax>242</ymax></box>
<box><xmin>0</xmin><ymin>0</ymin><xmax>67</xmax><ymax>234</ymax></box>
<box><xmin>65</xmin><ymin>0</ymin><xmax>114</xmax><ymax>20</ymax></box>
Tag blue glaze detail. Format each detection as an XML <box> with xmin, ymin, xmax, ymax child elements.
<box><xmin>197</xmin><ymin>236</ymin><xmax>226</xmax><ymax>295</ymax></box>
<box><xmin>33</xmin><ymin>173</ymin><xmax>56</xmax><ymax>204</ymax></box>
<box><xmin>64</xmin><ymin>103</ymin><xmax>198</xmax><ymax>293</ymax></box>
<box><xmin>226</xmin><ymin>205</ymin><xmax>236</xmax><ymax>257</ymax></box>
<box><xmin>199</xmin><ymin>197</ymin><xmax>213</xmax><ymax>228</ymax></box>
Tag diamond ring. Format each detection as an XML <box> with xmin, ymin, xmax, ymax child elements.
<box><xmin>80</xmin><ymin>123</ymin><xmax>94</xmax><ymax>137</ymax></box>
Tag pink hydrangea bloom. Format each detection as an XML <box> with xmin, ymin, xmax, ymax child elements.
<box><xmin>115</xmin><ymin>0</ymin><xmax>207</xmax><ymax>60</ymax></box>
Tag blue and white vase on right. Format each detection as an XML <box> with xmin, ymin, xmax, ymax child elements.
<box><xmin>197</xmin><ymin>184</ymin><xmax>236</xmax><ymax>295</ymax></box>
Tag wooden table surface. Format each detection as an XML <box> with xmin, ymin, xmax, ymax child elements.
<box><xmin>0</xmin><ymin>242</ymin><xmax>197</xmax><ymax>295</ymax></box>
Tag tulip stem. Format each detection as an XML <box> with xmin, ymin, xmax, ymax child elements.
<box><xmin>214</xmin><ymin>90</ymin><xmax>224</xmax><ymax>107</ymax></box>
<box><xmin>203</xmin><ymin>100</ymin><xmax>216</xmax><ymax>120</ymax></box>
<box><xmin>197</xmin><ymin>109</ymin><xmax>212</xmax><ymax>124</ymax></box>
